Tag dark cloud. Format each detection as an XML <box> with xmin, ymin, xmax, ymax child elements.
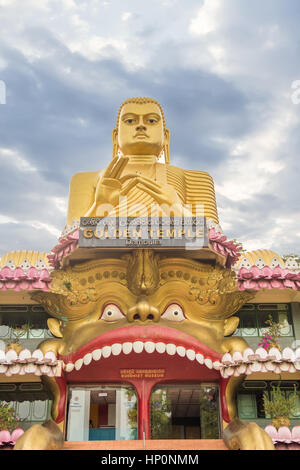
<box><xmin>0</xmin><ymin>0</ymin><xmax>299</xmax><ymax>257</ymax></box>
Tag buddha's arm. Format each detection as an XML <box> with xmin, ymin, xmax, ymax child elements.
<box><xmin>66</xmin><ymin>171</ymin><xmax>103</xmax><ymax>225</ymax></box>
<box><xmin>184</xmin><ymin>169</ymin><xmax>219</xmax><ymax>223</ymax></box>
<box><xmin>165</xmin><ymin>165</ymin><xmax>219</xmax><ymax>223</ymax></box>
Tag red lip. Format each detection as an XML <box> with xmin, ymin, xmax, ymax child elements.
<box><xmin>60</xmin><ymin>325</ymin><xmax>222</xmax><ymax>364</ymax></box>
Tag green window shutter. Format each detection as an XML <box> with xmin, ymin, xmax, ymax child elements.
<box><xmin>237</xmin><ymin>394</ymin><xmax>257</xmax><ymax>419</ymax></box>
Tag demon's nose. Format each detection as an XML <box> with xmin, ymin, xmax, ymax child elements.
<box><xmin>127</xmin><ymin>296</ymin><xmax>160</xmax><ymax>322</ymax></box>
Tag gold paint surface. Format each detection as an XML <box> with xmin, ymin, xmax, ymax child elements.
<box><xmin>67</xmin><ymin>98</ymin><xmax>219</xmax><ymax>223</ymax></box>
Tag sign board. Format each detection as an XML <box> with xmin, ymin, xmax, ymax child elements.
<box><xmin>120</xmin><ymin>369</ymin><xmax>166</xmax><ymax>379</ymax></box>
<box><xmin>79</xmin><ymin>216</ymin><xmax>208</xmax><ymax>250</ymax></box>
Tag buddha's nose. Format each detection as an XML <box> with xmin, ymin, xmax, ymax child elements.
<box><xmin>127</xmin><ymin>296</ymin><xmax>160</xmax><ymax>322</ymax></box>
<box><xmin>136</xmin><ymin>123</ymin><xmax>147</xmax><ymax>131</ymax></box>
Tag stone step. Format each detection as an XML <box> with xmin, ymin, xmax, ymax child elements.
<box><xmin>64</xmin><ymin>439</ymin><xmax>227</xmax><ymax>450</ymax></box>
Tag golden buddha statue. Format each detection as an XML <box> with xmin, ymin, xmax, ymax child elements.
<box><xmin>66</xmin><ymin>97</ymin><xmax>219</xmax><ymax>222</ymax></box>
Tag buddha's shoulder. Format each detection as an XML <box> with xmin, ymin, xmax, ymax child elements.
<box><xmin>69</xmin><ymin>170</ymin><xmax>104</xmax><ymax>188</ymax></box>
<box><xmin>164</xmin><ymin>164</ymin><xmax>215</xmax><ymax>184</ymax></box>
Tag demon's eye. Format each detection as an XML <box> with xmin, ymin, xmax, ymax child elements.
<box><xmin>161</xmin><ymin>304</ymin><xmax>185</xmax><ymax>322</ymax></box>
<box><xmin>101</xmin><ymin>304</ymin><xmax>125</xmax><ymax>322</ymax></box>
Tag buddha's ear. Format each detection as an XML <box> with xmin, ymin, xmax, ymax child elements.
<box><xmin>164</xmin><ymin>128</ymin><xmax>170</xmax><ymax>164</ymax></box>
<box><xmin>224</xmin><ymin>316</ymin><xmax>240</xmax><ymax>337</ymax></box>
<box><xmin>112</xmin><ymin>128</ymin><xmax>118</xmax><ymax>159</ymax></box>
<box><xmin>47</xmin><ymin>318</ymin><xmax>63</xmax><ymax>338</ymax></box>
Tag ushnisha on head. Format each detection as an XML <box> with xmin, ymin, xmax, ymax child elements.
<box><xmin>112</xmin><ymin>97</ymin><xmax>170</xmax><ymax>163</ymax></box>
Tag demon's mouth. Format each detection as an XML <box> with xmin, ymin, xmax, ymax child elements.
<box><xmin>60</xmin><ymin>325</ymin><xmax>223</xmax><ymax>373</ymax></box>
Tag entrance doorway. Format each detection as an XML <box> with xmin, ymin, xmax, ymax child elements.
<box><xmin>67</xmin><ymin>385</ymin><xmax>138</xmax><ymax>441</ymax></box>
<box><xmin>150</xmin><ymin>384</ymin><xmax>220</xmax><ymax>439</ymax></box>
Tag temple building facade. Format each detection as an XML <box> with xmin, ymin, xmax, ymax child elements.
<box><xmin>1</xmin><ymin>98</ymin><xmax>300</xmax><ymax>450</ymax></box>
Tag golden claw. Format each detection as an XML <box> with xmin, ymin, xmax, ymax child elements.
<box><xmin>223</xmin><ymin>418</ymin><xmax>275</xmax><ymax>450</ymax></box>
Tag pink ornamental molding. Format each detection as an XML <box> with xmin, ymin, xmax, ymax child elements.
<box><xmin>209</xmin><ymin>228</ymin><xmax>242</xmax><ymax>268</ymax></box>
<box><xmin>48</xmin><ymin>229</ymin><xmax>79</xmax><ymax>269</ymax></box>
<box><xmin>265</xmin><ymin>425</ymin><xmax>300</xmax><ymax>450</ymax></box>
<box><xmin>0</xmin><ymin>429</ymin><xmax>24</xmax><ymax>448</ymax></box>
<box><xmin>220</xmin><ymin>346</ymin><xmax>300</xmax><ymax>378</ymax></box>
<box><xmin>0</xmin><ymin>266</ymin><xmax>51</xmax><ymax>292</ymax></box>
<box><xmin>48</xmin><ymin>227</ymin><xmax>241</xmax><ymax>269</ymax></box>
<box><xmin>237</xmin><ymin>265</ymin><xmax>300</xmax><ymax>291</ymax></box>
<box><xmin>0</xmin><ymin>349</ymin><xmax>62</xmax><ymax>378</ymax></box>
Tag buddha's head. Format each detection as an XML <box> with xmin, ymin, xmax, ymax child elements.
<box><xmin>113</xmin><ymin>97</ymin><xmax>170</xmax><ymax>162</ymax></box>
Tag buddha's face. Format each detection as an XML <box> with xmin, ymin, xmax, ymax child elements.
<box><xmin>117</xmin><ymin>102</ymin><xmax>165</xmax><ymax>156</ymax></box>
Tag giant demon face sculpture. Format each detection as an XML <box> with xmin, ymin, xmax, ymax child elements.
<box><xmin>34</xmin><ymin>249</ymin><xmax>252</xmax><ymax>433</ymax></box>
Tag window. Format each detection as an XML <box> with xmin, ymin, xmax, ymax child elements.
<box><xmin>0</xmin><ymin>305</ymin><xmax>53</xmax><ymax>341</ymax></box>
<box><xmin>237</xmin><ymin>381</ymin><xmax>300</xmax><ymax>420</ymax></box>
<box><xmin>234</xmin><ymin>304</ymin><xmax>293</xmax><ymax>337</ymax></box>
<box><xmin>67</xmin><ymin>385</ymin><xmax>138</xmax><ymax>441</ymax></box>
<box><xmin>150</xmin><ymin>384</ymin><xmax>220</xmax><ymax>439</ymax></box>
<box><xmin>0</xmin><ymin>382</ymin><xmax>52</xmax><ymax>431</ymax></box>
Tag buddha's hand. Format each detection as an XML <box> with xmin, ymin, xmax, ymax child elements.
<box><xmin>94</xmin><ymin>157</ymin><xmax>129</xmax><ymax>206</ymax></box>
<box><xmin>120</xmin><ymin>175</ymin><xmax>184</xmax><ymax>213</ymax></box>
<box><xmin>223</xmin><ymin>418</ymin><xmax>274</xmax><ymax>450</ymax></box>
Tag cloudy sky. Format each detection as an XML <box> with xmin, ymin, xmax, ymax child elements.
<box><xmin>0</xmin><ymin>0</ymin><xmax>299</xmax><ymax>258</ymax></box>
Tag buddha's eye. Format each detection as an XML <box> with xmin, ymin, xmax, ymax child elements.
<box><xmin>161</xmin><ymin>304</ymin><xmax>185</xmax><ymax>322</ymax></box>
<box><xmin>148</xmin><ymin>119</ymin><xmax>157</xmax><ymax>124</ymax></box>
<box><xmin>101</xmin><ymin>304</ymin><xmax>125</xmax><ymax>322</ymax></box>
<box><xmin>124</xmin><ymin>117</ymin><xmax>136</xmax><ymax>125</ymax></box>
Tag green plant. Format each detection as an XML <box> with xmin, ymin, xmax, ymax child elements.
<box><xmin>12</xmin><ymin>323</ymin><xmax>30</xmax><ymax>340</ymax></box>
<box><xmin>150</xmin><ymin>390</ymin><xmax>172</xmax><ymax>439</ymax></box>
<box><xmin>0</xmin><ymin>402</ymin><xmax>20</xmax><ymax>432</ymax></box>
<box><xmin>263</xmin><ymin>383</ymin><xmax>297</xmax><ymax>419</ymax></box>
<box><xmin>258</xmin><ymin>314</ymin><xmax>284</xmax><ymax>351</ymax></box>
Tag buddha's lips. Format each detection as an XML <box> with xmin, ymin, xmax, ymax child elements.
<box><xmin>59</xmin><ymin>325</ymin><xmax>223</xmax><ymax>373</ymax></box>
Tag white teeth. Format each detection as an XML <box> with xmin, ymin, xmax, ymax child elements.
<box><xmin>186</xmin><ymin>349</ymin><xmax>195</xmax><ymax>361</ymax></box>
<box><xmin>19</xmin><ymin>349</ymin><xmax>31</xmax><ymax>361</ymax></box>
<box><xmin>75</xmin><ymin>358</ymin><xmax>83</xmax><ymax>370</ymax></box>
<box><xmin>111</xmin><ymin>344</ymin><xmax>122</xmax><ymax>356</ymax></box>
<box><xmin>66</xmin><ymin>363</ymin><xmax>74</xmax><ymax>372</ymax></box>
<box><xmin>10</xmin><ymin>365</ymin><xmax>21</xmax><ymax>375</ymax></box>
<box><xmin>250</xmin><ymin>361</ymin><xmax>261</xmax><ymax>372</ymax></box>
<box><xmin>83</xmin><ymin>353</ymin><xmax>92</xmax><ymax>366</ymax></box>
<box><xmin>282</xmin><ymin>347</ymin><xmax>295</xmax><ymax>362</ymax></box>
<box><xmin>213</xmin><ymin>361</ymin><xmax>222</xmax><ymax>370</ymax></box>
<box><xmin>6</xmin><ymin>350</ymin><xmax>18</xmax><ymax>364</ymax></box>
<box><xmin>265</xmin><ymin>361</ymin><xmax>276</xmax><ymax>371</ymax></box>
<box><xmin>63</xmin><ymin>342</ymin><xmax>218</xmax><ymax>372</ymax></box>
<box><xmin>176</xmin><ymin>346</ymin><xmax>186</xmax><ymax>357</ymax></box>
<box><xmin>279</xmin><ymin>362</ymin><xmax>289</xmax><ymax>372</ymax></box>
<box><xmin>133</xmin><ymin>341</ymin><xmax>144</xmax><ymax>354</ymax></box>
<box><xmin>25</xmin><ymin>364</ymin><xmax>37</xmax><ymax>374</ymax></box>
<box><xmin>237</xmin><ymin>364</ymin><xmax>246</xmax><ymax>374</ymax></box>
<box><xmin>156</xmin><ymin>342</ymin><xmax>166</xmax><ymax>354</ymax></box>
<box><xmin>196</xmin><ymin>354</ymin><xmax>204</xmax><ymax>364</ymax></box>
<box><xmin>44</xmin><ymin>351</ymin><xmax>57</xmax><ymax>363</ymax></box>
<box><xmin>123</xmin><ymin>342</ymin><xmax>133</xmax><ymax>355</ymax></box>
<box><xmin>204</xmin><ymin>358</ymin><xmax>212</xmax><ymax>369</ymax></box>
<box><xmin>102</xmin><ymin>346</ymin><xmax>111</xmax><ymax>358</ymax></box>
<box><xmin>166</xmin><ymin>344</ymin><xmax>176</xmax><ymax>355</ymax></box>
<box><xmin>92</xmin><ymin>349</ymin><xmax>102</xmax><ymax>361</ymax></box>
<box><xmin>145</xmin><ymin>342</ymin><xmax>155</xmax><ymax>353</ymax></box>
<box><xmin>32</xmin><ymin>349</ymin><xmax>44</xmax><ymax>362</ymax></box>
<box><xmin>232</xmin><ymin>351</ymin><xmax>243</xmax><ymax>362</ymax></box>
